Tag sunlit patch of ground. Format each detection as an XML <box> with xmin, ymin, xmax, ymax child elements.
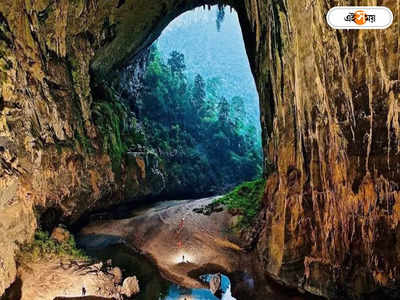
<box><xmin>79</xmin><ymin>197</ymin><xmax>325</xmax><ymax>300</ymax></box>
<box><xmin>80</xmin><ymin>197</ymin><xmax>246</xmax><ymax>289</ymax></box>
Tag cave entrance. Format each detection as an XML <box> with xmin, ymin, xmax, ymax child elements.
<box><xmin>104</xmin><ymin>5</ymin><xmax>263</xmax><ymax>199</ymax></box>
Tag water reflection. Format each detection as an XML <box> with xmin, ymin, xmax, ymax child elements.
<box><xmin>164</xmin><ymin>274</ymin><xmax>236</xmax><ymax>300</ymax></box>
<box><xmin>78</xmin><ymin>237</ymin><xmax>236</xmax><ymax>300</ymax></box>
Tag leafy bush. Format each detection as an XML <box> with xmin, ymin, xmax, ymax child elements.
<box><xmin>18</xmin><ymin>230</ymin><xmax>87</xmax><ymax>263</ymax></box>
<box><xmin>216</xmin><ymin>178</ymin><xmax>265</xmax><ymax>228</ymax></box>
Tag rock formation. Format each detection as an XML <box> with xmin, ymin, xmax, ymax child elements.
<box><xmin>15</xmin><ymin>259</ymin><xmax>136</xmax><ymax>300</ymax></box>
<box><xmin>50</xmin><ymin>226</ymin><xmax>71</xmax><ymax>243</ymax></box>
<box><xmin>209</xmin><ymin>273</ymin><xmax>222</xmax><ymax>295</ymax></box>
<box><xmin>0</xmin><ymin>0</ymin><xmax>400</xmax><ymax>298</ymax></box>
<box><xmin>120</xmin><ymin>276</ymin><xmax>140</xmax><ymax>297</ymax></box>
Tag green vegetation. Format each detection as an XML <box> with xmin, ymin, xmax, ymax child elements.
<box><xmin>157</xmin><ymin>6</ymin><xmax>260</xmax><ymax>127</ymax></box>
<box><xmin>93</xmin><ymin>100</ymin><xmax>126</xmax><ymax>173</ymax></box>
<box><xmin>74</xmin><ymin>126</ymin><xmax>94</xmax><ymax>155</ymax></box>
<box><xmin>18</xmin><ymin>230</ymin><xmax>87</xmax><ymax>263</ymax></box>
<box><xmin>92</xmin><ymin>86</ymin><xmax>146</xmax><ymax>177</ymax></box>
<box><xmin>139</xmin><ymin>46</ymin><xmax>262</xmax><ymax>194</ymax></box>
<box><xmin>216</xmin><ymin>178</ymin><xmax>265</xmax><ymax>228</ymax></box>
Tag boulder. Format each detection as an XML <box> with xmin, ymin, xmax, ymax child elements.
<box><xmin>50</xmin><ymin>227</ymin><xmax>70</xmax><ymax>243</ymax></box>
<box><xmin>120</xmin><ymin>276</ymin><xmax>140</xmax><ymax>297</ymax></box>
<box><xmin>209</xmin><ymin>273</ymin><xmax>221</xmax><ymax>295</ymax></box>
<box><xmin>109</xmin><ymin>267</ymin><xmax>123</xmax><ymax>284</ymax></box>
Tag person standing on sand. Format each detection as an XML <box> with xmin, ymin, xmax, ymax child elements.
<box><xmin>179</xmin><ymin>217</ymin><xmax>185</xmax><ymax>231</ymax></box>
<box><xmin>82</xmin><ymin>286</ymin><xmax>86</xmax><ymax>296</ymax></box>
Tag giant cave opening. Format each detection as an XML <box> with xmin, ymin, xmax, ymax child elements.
<box><xmin>1</xmin><ymin>2</ymin><xmax>279</xmax><ymax>300</ymax></box>
<box><xmin>92</xmin><ymin>4</ymin><xmax>264</xmax><ymax>201</ymax></box>
<box><xmin>77</xmin><ymin>5</ymin><xmax>269</xmax><ymax>300</ymax></box>
<box><xmin>3</xmin><ymin>0</ymin><xmax>400</xmax><ymax>299</ymax></box>
<box><xmin>133</xmin><ymin>5</ymin><xmax>262</xmax><ymax>197</ymax></box>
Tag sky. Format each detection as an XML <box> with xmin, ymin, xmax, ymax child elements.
<box><xmin>155</xmin><ymin>6</ymin><xmax>260</xmax><ymax>126</ymax></box>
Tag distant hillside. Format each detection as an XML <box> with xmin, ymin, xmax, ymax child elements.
<box><xmin>156</xmin><ymin>6</ymin><xmax>260</xmax><ymax>128</ymax></box>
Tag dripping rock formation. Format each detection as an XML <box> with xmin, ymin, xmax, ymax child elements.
<box><xmin>0</xmin><ymin>0</ymin><xmax>400</xmax><ymax>298</ymax></box>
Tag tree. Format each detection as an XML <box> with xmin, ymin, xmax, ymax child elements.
<box><xmin>231</xmin><ymin>96</ymin><xmax>246</xmax><ymax>130</ymax></box>
<box><xmin>192</xmin><ymin>74</ymin><xmax>206</xmax><ymax>110</ymax></box>
<box><xmin>206</xmin><ymin>77</ymin><xmax>222</xmax><ymax>100</ymax></box>
<box><xmin>139</xmin><ymin>45</ymin><xmax>263</xmax><ymax>197</ymax></box>
<box><xmin>218</xmin><ymin>96</ymin><xmax>230</xmax><ymax>125</ymax></box>
<box><xmin>168</xmin><ymin>51</ymin><xmax>185</xmax><ymax>74</ymax></box>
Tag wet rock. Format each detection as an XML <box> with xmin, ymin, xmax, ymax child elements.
<box><xmin>92</xmin><ymin>262</ymin><xmax>103</xmax><ymax>271</ymax></box>
<box><xmin>1</xmin><ymin>0</ymin><xmax>400</xmax><ymax>298</ymax></box>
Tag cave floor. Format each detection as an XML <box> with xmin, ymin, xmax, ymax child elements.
<box><xmin>78</xmin><ymin>197</ymin><xmax>325</xmax><ymax>300</ymax></box>
<box><xmin>14</xmin><ymin>260</ymin><xmax>121</xmax><ymax>300</ymax></box>
<box><xmin>79</xmin><ymin>197</ymin><xmax>246</xmax><ymax>289</ymax></box>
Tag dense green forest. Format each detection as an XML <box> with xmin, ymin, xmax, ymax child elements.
<box><xmin>138</xmin><ymin>46</ymin><xmax>262</xmax><ymax>196</ymax></box>
<box><xmin>157</xmin><ymin>6</ymin><xmax>260</xmax><ymax>134</ymax></box>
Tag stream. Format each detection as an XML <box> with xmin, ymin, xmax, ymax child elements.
<box><xmin>79</xmin><ymin>239</ymin><xmax>236</xmax><ymax>300</ymax></box>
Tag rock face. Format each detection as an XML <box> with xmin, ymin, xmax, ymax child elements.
<box><xmin>120</xmin><ymin>276</ymin><xmax>140</xmax><ymax>297</ymax></box>
<box><xmin>109</xmin><ymin>266</ymin><xmax>123</xmax><ymax>284</ymax></box>
<box><xmin>249</xmin><ymin>1</ymin><xmax>400</xmax><ymax>298</ymax></box>
<box><xmin>209</xmin><ymin>273</ymin><xmax>222</xmax><ymax>295</ymax></box>
<box><xmin>50</xmin><ymin>227</ymin><xmax>71</xmax><ymax>243</ymax></box>
<box><xmin>14</xmin><ymin>259</ymin><xmax>132</xmax><ymax>300</ymax></box>
<box><xmin>0</xmin><ymin>0</ymin><xmax>166</xmax><ymax>293</ymax></box>
<box><xmin>1</xmin><ymin>0</ymin><xmax>400</xmax><ymax>298</ymax></box>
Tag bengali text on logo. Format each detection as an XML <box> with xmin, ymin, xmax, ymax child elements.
<box><xmin>327</xmin><ymin>6</ymin><xmax>393</xmax><ymax>29</ymax></box>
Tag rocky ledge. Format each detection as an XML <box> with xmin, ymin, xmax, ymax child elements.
<box><xmin>3</xmin><ymin>258</ymin><xmax>139</xmax><ymax>300</ymax></box>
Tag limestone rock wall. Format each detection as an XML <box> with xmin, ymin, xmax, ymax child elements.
<box><xmin>251</xmin><ymin>0</ymin><xmax>400</xmax><ymax>298</ymax></box>
<box><xmin>0</xmin><ymin>0</ymin><xmax>166</xmax><ymax>293</ymax></box>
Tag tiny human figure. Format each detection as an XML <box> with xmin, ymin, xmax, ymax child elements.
<box><xmin>179</xmin><ymin>218</ymin><xmax>185</xmax><ymax>230</ymax></box>
<box><xmin>182</xmin><ymin>255</ymin><xmax>185</xmax><ymax>263</ymax></box>
<box><xmin>82</xmin><ymin>286</ymin><xmax>86</xmax><ymax>296</ymax></box>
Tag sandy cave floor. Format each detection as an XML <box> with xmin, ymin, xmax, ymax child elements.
<box><xmin>79</xmin><ymin>197</ymin><xmax>247</xmax><ymax>289</ymax></box>
<box><xmin>8</xmin><ymin>197</ymin><xmax>320</xmax><ymax>300</ymax></box>
<box><xmin>10</xmin><ymin>259</ymin><xmax>122</xmax><ymax>300</ymax></box>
